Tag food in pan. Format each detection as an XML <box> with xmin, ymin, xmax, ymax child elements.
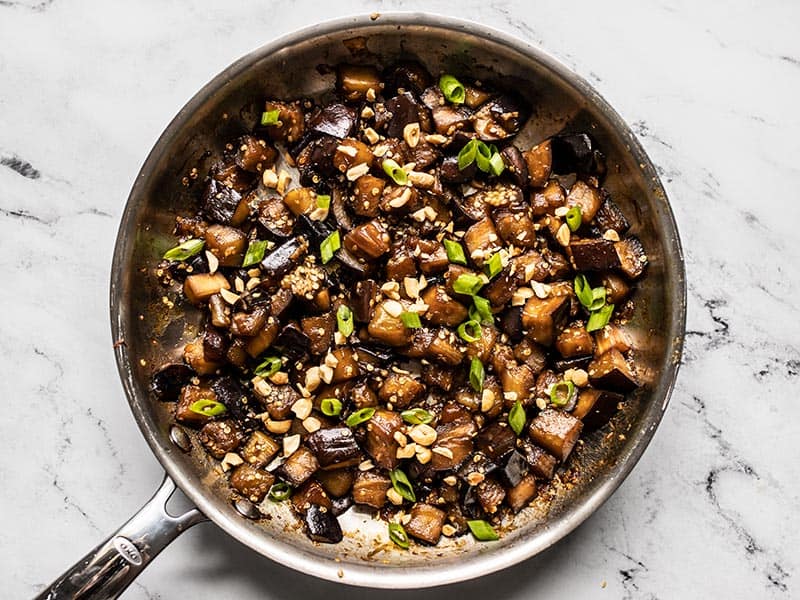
<box><xmin>151</xmin><ymin>61</ymin><xmax>647</xmax><ymax>548</ymax></box>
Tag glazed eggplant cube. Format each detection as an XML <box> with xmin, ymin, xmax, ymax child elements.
<box><xmin>184</xmin><ymin>273</ymin><xmax>230</xmax><ymax>305</ymax></box>
<box><xmin>421</xmin><ymin>285</ymin><xmax>469</xmax><ymax>327</ymax></box>
<box><xmin>337</xmin><ymin>64</ymin><xmax>381</xmax><ymax>101</ymax></box>
<box><xmin>241</xmin><ymin>431</ymin><xmax>280</xmax><ymax>468</ymax></box>
<box><xmin>304</xmin><ymin>504</ymin><xmax>343</xmax><ymax>544</ymax></box>
<box><xmin>555</xmin><ymin>326</ymin><xmax>594</xmax><ymax>358</ymax></box>
<box><xmin>457</xmin><ymin>452</ymin><xmax>498</xmax><ymax>485</ymax></box>
<box><xmin>229</xmin><ymin>464</ymin><xmax>275</xmax><ymax>503</ymax></box>
<box><xmin>573</xmin><ymin>388</ymin><xmax>625</xmax><ymax>431</ymax></box>
<box><xmin>234</xmin><ymin>135</ymin><xmax>277</xmax><ymax>173</ymax></box>
<box><xmin>530</xmin><ymin>180</ymin><xmax>565</xmax><ymax>216</ymax></box>
<box><xmin>473</xmin><ymin>94</ymin><xmax>527</xmax><ymax>141</ymax></box>
<box><xmin>423</xmin><ymin>328</ymin><xmax>463</xmax><ymax>366</ymax></box>
<box><xmin>183</xmin><ymin>339</ymin><xmax>220</xmax><ymax>376</ymax></box>
<box><xmin>493</xmin><ymin>208</ymin><xmax>537</xmax><ymax>248</ymax></box>
<box><xmin>431</xmin><ymin>416</ymin><xmax>477</xmax><ymax>471</ymax></box>
<box><xmin>507</xmin><ymin>474</ymin><xmax>537</xmax><ymax>512</ymax></box>
<box><xmin>499</xmin><ymin>363</ymin><xmax>535</xmax><ymax>405</ymax></box>
<box><xmin>204</xmin><ymin>224</ymin><xmax>247</xmax><ymax>267</ymax></box>
<box><xmin>568</xmin><ymin>238</ymin><xmax>621</xmax><ymax>271</ymax></box>
<box><xmin>588</xmin><ymin>349</ymin><xmax>639</xmax><ymax>392</ymax></box>
<box><xmin>524</xmin><ymin>140</ymin><xmax>552</xmax><ymax>188</ymax></box>
<box><xmin>315</xmin><ymin>468</ymin><xmax>355</xmax><ymax>498</ymax></box>
<box><xmin>475</xmin><ymin>421</ymin><xmax>516</xmax><ymax>461</ymax></box>
<box><xmin>594</xmin><ymin>324</ymin><xmax>632</xmax><ymax>356</ymax></box>
<box><xmin>260</xmin><ymin>100</ymin><xmax>304</xmax><ymax>144</ymax></box>
<box><xmin>306</xmin><ymin>427</ymin><xmax>361</xmax><ymax>469</ymax></box>
<box><xmin>351</xmin><ymin>174</ymin><xmax>385</xmax><ymax>217</ymax></box>
<box><xmin>501</xmin><ymin>450</ymin><xmax>530</xmax><ymax>487</ymax></box>
<box><xmin>368</xmin><ymin>301</ymin><xmax>413</xmax><ymax>347</ymax></box>
<box><xmin>150</xmin><ymin>364</ymin><xmax>193</xmax><ymax>402</ymax></box>
<box><xmin>594</xmin><ymin>196</ymin><xmax>631</xmax><ymax>234</ymax></box>
<box><xmin>417</xmin><ymin>239</ymin><xmax>450</xmax><ymax>275</ymax></box>
<box><xmin>330</xmin><ymin>347</ymin><xmax>361</xmax><ymax>383</ymax></box>
<box><xmin>257</xmin><ymin>195</ymin><xmax>295</xmax><ymax>239</ymax></box>
<box><xmin>519</xmin><ymin>441</ymin><xmax>558</xmax><ymax>480</ymax></box>
<box><xmin>291</xmin><ymin>479</ymin><xmax>333</xmax><ymax>514</ymax></box>
<box><xmin>521</xmin><ymin>295</ymin><xmax>570</xmax><ymax>347</ymax></box>
<box><xmin>199</xmin><ymin>420</ymin><xmax>244</xmax><ymax>459</ymax></box>
<box><xmin>378</xmin><ymin>373</ymin><xmax>425</xmax><ymax>409</ymax></box>
<box><xmin>528</xmin><ymin>409</ymin><xmax>583</xmax><ymax>462</ymax></box>
<box><xmin>301</xmin><ymin>312</ymin><xmax>335</xmax><ymax>355</ymax></box>
<box><xmin>464</xmin><ymin>324</ymin><xmax>498</xmax><ymax>363</ymax></box>
<box><xmin>380</xmin><ymin>92</ymin><xmax>431</xmax><ymax>138</ymax></box>
<box><xmin>260</xmin><ymin>236</ymin><xmax>309</xmax><ymax>286</ymax></box>
<box><xmin>365</xmin><ymin>409</ymin><xmax>403</xmax><ymax>470</ymax></box>
<box><xmin>308</xmin><ymin>102</ymin><xmax>357</xmax><ymax>139</ymax></box>
<box><xmin>463</xmin><ymin>217</ymin><xmax>501</xmax><ymax>267</ymax></box>
<box><xmin>279</xmin><ymin>446</ymin><xmax>319</xmax><ymax>487</ymax></box>
<box><xmin>406</xmin><ymin>503</ymin><xmax>446</xmax><ymax>545</ymax></box>
<box><xmin>352</xmin><ymin>470</ymin><xmax>392</xmax><ymax>508</ymax></box>
<box><xmin>476</xmin><ymin>478</ymin><xmax>506</xmax><ymax>515</ymax></box>
<box><xmin>565</xmin><ymin>180</ymin><xmax>603</xmax><ymax>222</ymax></box>
<box><xmin>175</xmin><ymin>384</ymin><xmax>217</xmax><ymax>426</ymax></box>
<box><xmin>500</xmin><ymin>145</ymin><xmax>529</xmax><ymax>188</ymax></box>
<box><xmin>343</xmin><ymin>220</ymin><xmax>391</xmax><ymax>260</ymax></box>
<box><xmin>614</xmin><ymin>236</ymin><xmax>648</xmax><ymax>280</ymax></box>
<box><xmin>202</xmin><ymin>179</ymin><xmax>246</xmax><ymax>225</ymax></box>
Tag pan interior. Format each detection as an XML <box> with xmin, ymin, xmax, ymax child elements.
<box><xmin>111</xmin><ymin>15</ymin><xmax>684</xmax><ymax>588</ymax></box>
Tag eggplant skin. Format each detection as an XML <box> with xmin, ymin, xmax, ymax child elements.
<box><xmin>304</xmin><ymin>504</ymin><xmax>343</xmax><ymax>544</ymax></box>
<box><xmin>306</xmin><ymin>427</ymin><xmax>361</xmax><ymax>468</ymax></box>
<box><xmin>150</xmin><ymin>364</ymin><xmax>193</xmax><ymax>402</ymax></box>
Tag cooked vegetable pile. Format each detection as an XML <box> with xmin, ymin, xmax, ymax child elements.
<box><xmin>151</xmin><ymin>61</ymin><xmax>647</xmax><ymax>547</ymax></box>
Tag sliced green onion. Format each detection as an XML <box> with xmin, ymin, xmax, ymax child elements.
<box><xmin>337</xmin><ymin>304</ymin><xmax>354</xmax><ymax>337</ymax></box>
<box><xmin>589</xmin><ymin>287</ymin><xmax>607</xmax><ymax>311</ymax></box>
<box><xmin>470</xmin><ymin>295</ymin><xmax>494</xmax><ymax>325</ymax></box>
<box><xmin>163</xmin><ymin>239</ymin><xmax>204</xmax><ymax>261</ymax></box>
<box><xmin>400</xmin><ymin>311</ymin><xmax>422</xmax><ymax>329</ymax></box>
<box><xmin>587</xmin><ymin>303</ymin><xmax>614</xmax><ymax>332</ymax></box>
<box><xmin>457</xmin><ymin>319</ymin><xmax>482</xmax><ymax>343</ymax></box>
<box><xmin>188</xmin><ymin>399</ymin><xmax>227</xmax><ymax>417</ymax></box>
<box><xmin>565</xmin><ymin>205</ymin><xmax>582</xmax><ymax>232</ymax></box>
<box><xmin>242</xmin><ymin>239</ymin><xmax>269</xmax><ymax>267</ymax></box>
<box><xmin>389</xmin><ymin>468</ymin><xmax>416</xmax><ymax>502</ymax></box>
<box><xmin>345</xmin><ymin>407</ymin><xmax>375</xmax><ymax>428</ymax></box>
<box><xmin>401</xmin><ymin>408</ymin><xmax>434</xmax><ymax>425</ymax></box>
<box><xmin>508</xmin><ymin>400</ymin><xmax>526</xmax><ymax>436</ymax></box>
<box><xmin>474</xmin><ymin>142</ymin><xmax>494</xmax><ymax>172</ymax></box>
<box><xmin>382</xmin><ymin>158</ymin><xmax>408</xmax><ymax>185</ymax></box>
<box><xmin>458</xmin><ymin>139</ymin><xmax>478</xmax><ymax>171</ymax></box>
<box><xmin>388</xmin><ymin>522</ymin><xmax>410</xmax><ymax>549</ymax></box>
<box><xmin>444</xmin><ymin>239</ymin><xmax>467</xmax><ymax>266</ymax></box>
<box><xmin>254</xmin><ymin>356</ymin><xmax>282</xmax><ymax>378</ymax></box>
<box><xmin>484</xmin><ymin>252</ymin><xmax>503</xmax><ymax>279</ymax></box>
<box><xmin>320</xmin><ymin>230</ymin><xmax>340</xmax><ymax>264</ymax></box>
<box><xmin>320</xmin><ymin>398</ymin><xmax>342</xmax><ymax>417</ymax></box>
<box><xmin>316</xmin><ymin>194</ymin><xmax>331</xmax><ymax>209</ymax></box>
<box><xmin>469</xmin><ymin>357</ymin><xmax>485</xmax><ymax>392</ymax></box>
<box><xmin>573</xmin><ymin>274</ymin><xmax>594</xmax><ymax>309</ymax></box>
<box><xmin>267</xmin><ymin>482</ymin><xmax>292</xmax><ymax>502</ymax></box>
<box><xmin>488</xmin><ymin>150</ymin><xmax>505</xmax><ymax>176</ymax></box>
<box><xmin>453</xmin><ymin>273</ymin><xmax>484</xmax><ymax>296</ymax></box>
<box><xmin>550</xmin><ymin>380</ymin><xmax>575</xmax><ymax>407</ymax></box>
<box><xmin>261</xmin><ymin>109</ymin><xmax>280</xmax><ymax>126</ymax></box>
<box><xmin>467</xmin><ymin>519</ymin><xmax>499</xmax><ymax>541</ymax></box>
<box><xmin>438</xmin><ymin>74</ymin><xmax>466</xmax><ymax>104</ymax></box>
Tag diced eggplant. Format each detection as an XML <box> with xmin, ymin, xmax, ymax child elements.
<box><xmin>255</xmin><ymin>381</ymin><xmax>299</xmax><ymax>420</ymax></box>
<box><xmin>308</xmin><ymin>103</ymin><xmax>357</xmax><ymax>139</ymax></box>
<box><xmin>500</xmin><ymin>306</ymin><xmax>525</xmax><ymax>343</ymax></box>
<box><xmin>378</xmin><ymin>373</ymin><xmax>425</xmax><ymax>409</ymax></box>
<box><xmin>350</xmin><ymin>380</ymin><xmax>378</xmax><ymax>410</ymax></box>
<box><xmin>336</xmin><ymin>64</ymin><xmax>381</xmax><ymax>101</ymax></box>
<box><xmin>234</xmin><ymin>135</ymin><xmax>277</xmax><ymax>173</ymax></box>
<box><xmin>283</xmin><ymin>187</ymin><xmax>315</xmax><ymax>217</ymax></box>
<box><xmin>343</xmin><ymin>220</ymin><xmax>391</xmax><ymax>260</ymax></box>
<box><xmin>279</xmin><ymin>446</ymin><xmax>319</xmax><ymax>487</ymax></box>
<box><xmin>378</xmin><ymin>92</ymin><xmax>431</xmax><ymax>138</ymax></box>
<box><xmin>229</xmin><ymin>464</ymin><xmax>275</xmax><ymax>503</ymax></box>
<box><xmin>521</xmin><ymin>295</ymin><xmax>570</xmax><ymax>346</ymax></box>
<box><xmin>175</xmin><ymin>384</ymin><xmax>216</xmax><ymax>426</ymax></box>
<box><xmin>530</xmin><ymin>180</ymin><xmax>565</xmax><ymax>216</ymax></box>
<box><xmin>365</xmin><ymin>409</ymin><xmax>403</xmax><ymax>470</ymax></box>
<box><xmin>499</xmin><ymin>363</ymin><xmax>535</xmax><ymax>405</ymax></box>
<box><xmin>315</xmin><ymin>468</ymin><xmax>354</xmax><ymax>498</ymax></box>
<box><xmin>594</xmin><ymin>196</ymin><xmax>630</xmax><ymax>234</ymax></box>
<box><xmin>211</xmin><ymin>376</ymin><xmax>258</xmax><ymax>428</ymax></box>
<box><xmin>352</xmin><ymin>470</ymin><xmax>391</xmax><ymax>508</ymax></box>
<box><xmin>330</xmin><ymin>496</ymin><xmax>353</xmax><ymax>516</ymax></box>
<box><xmin>202</xmin><ymin>179</ymin><xmax>246</xmax><ymax>225</ymax></box>
<box><xmin>501</xmin><ymin>145</ymin><xmax>529</xmax><ymax>187</ymax></box>
<box><xmin>407</xmin><ymin>141</ymin><xmax>441</xmax><ymax>170</ymax></box>
<box><xmin>457</xmin><ymin>452</ymin><xmax>498</xmax><ymax>485</ymax></box>
<box><xmin>573</xmin><ymin>388</ymin><xmax>625</xmax><ymax>431</ymax></box>
<box><xmin>183</xmin><ymin>339</ymin><xmax>220</xmax><ymax>375</ymax></box>
<box><xmin>423</xmin><ymin>328</ymin><xmax>463</xmax><ymax>366</ymax></box>
<box><xmin>421</xmin><ymin>285</ymin><xmax>468</xmax><ymax>327</ymax></box>
<box><xmin>225</xmin><ymin>339</ymin><xmax>248</xmax><ymax>368</ymax></box>
<box><xmin>292</xmin><ymin>479</ymin><xmax>332</xmax><ymax>514</ymax></box>
<box><xmin>199</xmin><ymin>420</ymin><xmax>243</xmax><ymax>459</ymax></box>
<box><xmin>551</xmin><ymin>133</ymin><xmax>605</xmax><ymax>177</ymax></box>
<box><xmin>184</xmin><ymin>272</ymin><xmax>230</xmax><ymax>305</ymax></box>
<box><xmin>493</xmin><ymin>208</ymin><xmax>537</xmax><ymax>248</ymax></box>
<box><xmin>208</xmin><ymin>294</ymin><xmax>231</xmax><ymax>328</ymax></box>
<box><xmin>568</xmin><ymin>238</ymin><xmax>620</xmax><ymax>271</ymax></box>
<box><xmin>330</xmin><ymin>186</ymin><xmax>354</xmax><ymax>231</ymax></box>
<box><xmin>296</xmin><ymin>135</ymin><xmax>340</xmax><ymax>185</ymax></box>
<box><xmin>301</xmin><ymin>312</ymin><xmax>334</xmax><ymax>355</ymax></box>
<box><xmin>464</xmin><ymin>324</ymin><xmax>498</xmax><ymax>363</ymax></box>
<box><xmin>422</xmin><ymin>363</ymin><xmax>456</xmax><ymax>391</ymax></box>
<box><xmin>528</xmin><ymin>409</ymin><xmax>583</xmax><ymax>462</ymax></box>
<box><xmin>351</xmin><ymin>174</ymin><xmax>385</xmax><ymax>217</ymax></box>
<box><xmin>385</xmin><ymin>61</ymin><xmax>431</xmax><ymax>96</ymax></box>
<box><xmin>431</xmin><ymin>104</ymin><xmax>472</xmax><ymax>136</ymax></box>
<box><xmin>150</xmin><ymin>364</ymin><xmax>193</xmax><ymax>402</ymax></box>
<box><xmin>230</xmin><ymin>307</ymin><xmax>268</xmax><ymax>338</ymax></box>
<box><xmin>259</xmin><ymin>100</ymin><xmax>304</xmax><ymax>144</ymax></box>
<box><xmin>260</xmin><ymin>236</ymin><xmax>309</xmax><ymax>286</ymax></box>
<box><xmin>501</xmin><ymin>450</ymin><xmax>529</xmax><ymax>487</ymax></box>
<box><xmin>274</xmin><ymin>322</ymin><xmax>310</xmax><ymax>361</ymax></box>
<box><xmin>244</xmin><ymin>320</ymin><xmax>279</xmax><ymax>358</ymax></box>
<box><xmin>417</xmin><ymin>239</ymin><xmax>449</xmax><ymax>274</ymax></box>
<box><xmin>507</xmin><ymin>474</ymin><xmax>537</xmax><ymax>512</ymax></box>
<box><xmin>473</xmin><ymin>94</ymin><xmax>527</xmax><ymax>141</ymax></box>
<box><xmin>304</xmin><ymin>504</ymin><xmax>343</xmax><ymax>544</ymax></box>
<box><xmin>368</xmin><ymin>301</ymin><xmax>413</xmax><ymax>347</ymax></box>
<box><xmin>440</xmin><ymin>154</ymin><xmax>477</xmax><ymax>184</ymax></box>
<box><xmin>484</xmin><ymin>270</ymin><xmax>516</xmax><ymax>311</ymax></box>
<box><xmin>257</xmin><ymin>195</ymin><xmax>295</xmax><ymax>238</ymax></box>
<box><xmin>524</xmin><ymin>140</ymin><xmax>553</xmax><ymax>188</ymax></box>
<box><xmin>405</xmin><ymin>503</ymin><xmax>446</xmax><ymax>545</ymax></box>
<box><xmin>552</xmin><ymin>355</ymin><xmax>593</xmax><ymax>373</ymax></box>
<box><xmin>555</xmin><ymin>326</ymin><xmax>594</xmax><ymax>358</ymax></box>
<box><xmin>213</xmin><ymin>163</ymin><xmax>257</xmax><ymax>194</ymax></box>
<box><xmin>475</xmin><ymin>421</ymin><xmax>516</xmax><ymax>461</ymax></box>
<box><xmin>306</xmin><ymin>426</ymin><xmax>361</xmax><ymax>469</ymax></box>
<box><xmin>513</xmin><ymin>339</ymin><xmax>547</xmax><ymax>374</ymax></box>
<box><xmin>431</xmin><ymin>415</ymin><xmax>477</xmax><ymax>471</ymax></box>
<box><xmin>380</xmin><ymin>185</ymin><xmax>421</xmax><ymax>215</ymax></box>
<box><xmin>463</xmin><ymin>217</ymin><xmax>501</xmax><ymax>266</ymax></box>
<box><xmin>351</xmin><ymin>279</ymin><xmax>378</xmax><ymax>323</ymax></box>
<box><xmin>269</xmin><ymin>288</ymin><xmax>294</xmax><ymax>319</ymax></box>
<box><xmin>332</xmin><ymin>138</ymin><xmax>374</xmax><ymax>174</ymax></box>
<box><xmin>174</xmin><ymin>215</ymin><xmax>208</xmax><ymax>238</ymax></box>
<box><xmin>594</xmin><ymin>324</ymin><xmax>632</xmax><ymax>357</ymax></box>
<box><xmin>385</xmin><ymin>243</ymin><xmax>417</xmax><ymax>281</ymax></box>
<box><xmin>614</xmin><ymin>236</ymin><xmax>648</xmax><ymax>279</ymax></box>
<box><xmin>588</xmin><ymin>349</ymin><xmax>638</xmax><ymax>392</ymax></box>
<box><xmin>601</xmin><ymin>273</ymin><xmax>631</xmax><ymax>305</ymax></box>
<box><xmin>241</xmin><ymin>431</ymin><xmax>280</xmax><ymax>468</ymax></box>
<box><xmin>476</xmin><ymin>477</ymin><xmax>506</xmax><ymax>515</ymax></box>
<box><xmin>204</xmin><ymin>224</ymin><xmax>247</xmax><ymax>267</ymax></box>
<box><xmin>519</xmin><ymin>441</ymin><xmax>558</xmax><ymax>479</ymax></box>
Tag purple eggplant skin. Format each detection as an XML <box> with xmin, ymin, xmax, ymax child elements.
<box><xmin>308</xmin><ymin>103</ymin><xmax>357</xmax><ymax>139</ymax></box>
<box><xmin>202</xmin><ymin>326</ymin><xmax>228</xmax><ymax>363</ymax></box>
<box><xmin>275</xmin><ymin>322</ymin><xmax>310</xmax><ymax>360</ymax></box>
<box><xmin>551</xmin><ymin>133</ymin><xmax>606</xmax><ymax>177</ymax></box>
<box><xmin>296</xmin><ymin>135</ymin><xmax>340</xmax><ymax>186</ymax></box>
<box><xmin>501</xmin><ymin>145</ymin><xmax>529</xmax><ymax>188</ymax></box>
<box><xmin>381</xmin><ymin>92</ymin><xmax>431</xmax><ymax>138</ymax></box>
<box><xmin>460</xmin><ymin>485</ymin><xmax>485</xmax><ymax>519</ymax></box>
<box><xmin>306</xmin><ymin>427</ymin><xmax>361</xmax><ymax>468</ymax></box>
<box><xmin>330</xmin><ymin>495</ymin><xmax>353</xmax><ymax>517</ymax></box>
<box><xmin>456</xmin><ymin>452</ymin><xmax>498</xmax><ymax>484</ymax></box>
<box><xmin>440</xmin><ymin>154</ymin><xmax>477</xmax><ymax>184</ymax></box>
<box><xmin>211</xmin><ymin>376</ymin><xmax>260</xmax><ymax>432</ymax></box>
<box><xmin>501</xmin><ymin>450</ymin><xmax>530</xmax><ymax>487</ymax></box>
<box><xmin>552</xmin><ymin>354</ymin><xmax>593</xmax><ymax>372</ymax></box>
<box><xmin>351</xmin><ymin>279</ymin><xmax>378</xmax><ymax>323</ymax></box>
<box><xmin>150</xmin><ymin>364</ymin><xmax>194</xmax><ymax>401</ymax></box>
<box><xmin>202</xmin><ymin>178</ymin><xmax>243</xmax><ymax>224</ymax></box>
<box><xmin>500</xmin><ymin>306</ymin><xmax>525</xmax><ymax>343</ymax></box>
<box><xmin>260</xmin><ymin>236</ymin><xmax>309</xmax><ymax>285</ymax></box>
<box><xmin>384</xmin><ymin>61</ymin><xmax>432</xmax><ymax>96</ymax></box>
<box><xmin>304</xmin><ymin>504</ymin><xmax>343</xmax><ymax>543</ymax></box>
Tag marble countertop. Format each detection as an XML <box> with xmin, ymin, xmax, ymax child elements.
<box><xmin>2</xmin><ymin>1</ymin><xmax>797</xmax><ymax>598</ymax></box>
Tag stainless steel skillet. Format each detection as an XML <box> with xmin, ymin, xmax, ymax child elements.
<box><xmin>37</xmin><ymin>13</ymin><xmax>686</xmax><ymax>599</ymax></box>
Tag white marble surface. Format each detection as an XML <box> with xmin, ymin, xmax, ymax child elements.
<box><xmin>1</xmin><ymin>1</ymin><xmax>798</xmax><ymax>598</ymax></box>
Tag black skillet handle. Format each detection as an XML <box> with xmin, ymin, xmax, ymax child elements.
<box><xmin>35</xmin><ymin>474</ymin><xmax>207</xmax><ymax>600</ymax></box>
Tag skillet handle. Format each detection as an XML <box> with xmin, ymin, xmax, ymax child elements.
<box><xmin>35</xmin><ymin>474</ymin><xmax>207</xmax><ymax>600</ymax></box>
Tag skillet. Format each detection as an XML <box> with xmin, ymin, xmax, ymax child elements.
<box><xmin>36</xmin><ymin>13</ymin><xmax>686</xmax><ymax>599</ymax></box>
